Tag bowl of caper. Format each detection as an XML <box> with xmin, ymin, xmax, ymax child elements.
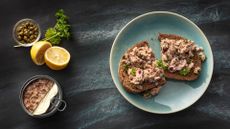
<box><xmin>13</xmin><ymin>18</ymin><xmax>41</xmax><ymax>47</ymax></box>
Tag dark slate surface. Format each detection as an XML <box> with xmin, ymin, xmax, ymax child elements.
<box><xmin>0</xmin><ymin>0</ymin><xmax>230</xmax><ymax>129</ymax></box>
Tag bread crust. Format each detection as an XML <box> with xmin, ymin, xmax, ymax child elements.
<box><xmin>118</xmin><ymin>41</ymin><xmax>166</xmax><ymax>94</ymax></box>
<box><xmin>158</xmin><ymin>33</ymin><xmax>202</xmax><ymax>81</ymax></box>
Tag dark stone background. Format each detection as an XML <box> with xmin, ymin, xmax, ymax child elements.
<box><xmin>0</xmin><ymin>0</ymin><xmax>229</xmax><ymax>129</ymax></box>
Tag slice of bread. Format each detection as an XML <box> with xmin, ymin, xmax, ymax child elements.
<box><xmin>158</xmin><ymin>33</ymin><xmax>202</xmax><ymax>81</ymax></box>
<box><xmin>118</xmin><ymin>41</ymin><xmax>166</xmax><ymax>95</ymax></box>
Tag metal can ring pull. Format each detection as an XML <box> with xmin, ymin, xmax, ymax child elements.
<box><xmin>51</xmin><ymin>97</ymin><xmax>67</xmax><ymax>112</ymax></box>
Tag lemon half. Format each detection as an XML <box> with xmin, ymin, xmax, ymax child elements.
<box><xmin>30</xmin><ymin>41</ymin><xmax>52</xmax><ymax>65</ymax></box>
<box><xmin>44</xmin><ymin>46</ymin><xmax>71</xmax><ymax>70</ymax></box>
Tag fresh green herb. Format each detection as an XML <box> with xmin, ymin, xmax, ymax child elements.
<box><xmin>179</xmin><ymin>67</ymin><xmax>190</xmax><ymax>76</ymax></box>
<box><xmin>188</xmin><ymin>58</ymin><xmax>192</xmax><ymax>64</ymax></box>
<box><xmin>130</xmin><ymin>68</ymin><xmax>136</xmax><ymax>76</ymax></box>
<box><xmin>156</xmin><ymin>60</ymin><xmax>168</xmax><ymax>70</ymax></box>
<box><xmin>123</xmin><ymin>64</ymin><xmax>130</xmax><ymax>71</ymax></box>
<box><xmin>44</xmin><ymin>9</ymin><xmax>71</xmax><ymax>45</ymax></box>
<box><xmin>143</xmin><ymin>91</ymin><xmax>152</xmax><ymax>99</ymax></box>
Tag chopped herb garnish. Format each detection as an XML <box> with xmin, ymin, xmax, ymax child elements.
<box><xmin>188</xmin><ymin>58</ymin><xmax>192</xmax><ymax>64</ymax></box>
<box><xmin>130</xmin><ymin>68</ymin><xmax>136</xmax><ymax>76</ymax></box>
<box><xmin>143</xmin><ymin>91</ymin><xmax>152</xmax><ymax>99</ymax></box>
<box><xmin>160</xmin><ymin>73</ymin><xmax>165</xmax><ymax>77</ymax></box>
<box><xmin>179</xmin><ymin>67</ymin><xmax>190</xmax><ymax>76</ymax></box>
<box><xmin>156</xmin><ymin>60</ymin><xmax>168</xmax><ymax>70</ymax></box>
<box><xmin>123</xmin><ymin>64</ymin><xmax>130</xmax><ymax>71</ymax></box>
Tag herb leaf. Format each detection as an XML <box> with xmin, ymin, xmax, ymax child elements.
<box><xmin>45</xmin><ymin>28</ymin><xmax>61</xmax><ymax>44</ymax></box>
<box><xmin>130</xmin><ymin>68</ymin><xmax>136</xmax><ymax>76</ymax></box>
<box><xmin>156</xmin><ymin>60</ymin><xmax>168</xmax><ymax>70</ymax></box>
<box><xmin>123</xmin><ymin>64</ymin><xmax>130</xmax><ymax>71</ymax></box>
<box><xmin>179</xmin><ymin>67</ymin><xmax>190</xmax><ymax>76</ymax></box>
<box><xmin>44</xmin><ymin>9</ymin><xmax>71</xmax><ymax>45</ymax></box>
<box><xmin>143</xmin><ymin>91</ymin><xmax>152</xmax><ymax>99</ymax></box>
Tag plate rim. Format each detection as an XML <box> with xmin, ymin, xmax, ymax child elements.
<box><xmin>109</xmin><ymin>11</ymin><xmax>214</xmax><ymax>114</ymax></box>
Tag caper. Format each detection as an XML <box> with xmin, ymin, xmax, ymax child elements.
<box><xmin>29</xmin><ymin>22</ymin><xmax>33</xmax><ymax>26</ymax></box>
<box><xmin>29</xmin><ymin>31</ymin><xmax>33</xmax><ymax>35</ymax></box>
<box><xmin>30</xmin><ymin>35</ymin><xmax>34</xmax><ymax>39</ymax></box>
<box><xmin>24</xmin><ymin>35</ymin><xmax>28</xmax><ymax>39</ymax></box>
<box><xmin>29</xmin><ymin>26</ymin><xmax>33</xmax><ymax>30</ymax></box>
<box><xmin>25</xmin><ymin>22</ymin><xmax>29</xmax><ymax>26</ymax></box>
<box><xmin>21</xmin><ymin>23</ymin><xmax>25</xmax><ymax>27</ymax></box>
<box><xmin>17</xmin><ymin>26</ymin><xmax>22</xmax><ymax>32</ymax></box>
<box><xmin>18</xmin><ymin>31</ymin><xmax>23</xmax><ymax>36</ymax></box>
<box><xmin>19</xmin><ymin>26</ymin><xmax>23</xmax><ymax>30</ymax></box>
<box><xmin>24</xmin><ymin>31</ymin><xmax>28</xmax><ymax>35</ymax></box>
<box><xmin>17</xmin><ymin>35</ymin><xmax>22</xmax><ymax>40</ymax></box>
<box><xmin>34</xmin><ymin>27</ymin><xmax>38</xmax><ymax>31</ymax></box>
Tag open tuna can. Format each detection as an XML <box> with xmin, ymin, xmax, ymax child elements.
<box><xmin>19</xmin><ymin>75</ymin><xmax>67</xmax><ymax>118</ymax></box>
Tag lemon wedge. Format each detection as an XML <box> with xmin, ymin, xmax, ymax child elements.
<box><xmin>44</xmin><ymin>46</ymin><xmax>70</xmax><ymax>70</ymax></box>
<box><xmin>30</xmin><ymin>41</ymin><xmax>52</xmax><ymax>65</ymax></box>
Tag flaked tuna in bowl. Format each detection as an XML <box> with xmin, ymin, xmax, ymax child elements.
<box><xmin>19</xmin><ymin>75</ymin><xmax>67</xmax><ymax>118</ymax></box>
<box><xmin>110</xmin><ymin>11</ymin><xmax>213</xmax><ymax>114</ymax></box>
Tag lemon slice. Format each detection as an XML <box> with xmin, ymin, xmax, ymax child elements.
<box><xmin>30</xmin><ymin>41</ymin><xmax>52</xmax><ymax>65</ymax></box>
<box><xmin>44</xmin><ymin>46</ymin><xmax>71</xmax><ymax>70</ymax></box>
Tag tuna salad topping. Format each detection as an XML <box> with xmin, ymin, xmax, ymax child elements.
<box><xmin>160</xmin><ymin>38</ymin><xmax>206</xmax><ymax>75</ymax></box>
<box><xmin>122</xmin><ymin>45</ymin><xmax>165</xmax><ymax>85</ymax></box>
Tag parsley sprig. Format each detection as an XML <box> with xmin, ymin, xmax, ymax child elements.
<box><xmin>44</xmin><ymin>9</ymin><xmax>71</xmax><ymax>45</ymax></box>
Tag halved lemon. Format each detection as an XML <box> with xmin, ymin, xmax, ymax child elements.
<box><xmin>44</xmin><ymin>46</ymin><xmax>71</xmax><ymax>70</ymax></box>
<box><xmin>30</xmin><ymin>41</ymin><xmax>52</xmax><ymax>65</ymax></box>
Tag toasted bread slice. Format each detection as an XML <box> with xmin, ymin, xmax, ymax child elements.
<box><xmin>158</xmin><ymin>33</ymin><xmax>202</xmax><ymax>81</ymax></box>
<box><xmin>118</xmin><ymin>41</ymin><xmax>166</xmax><ymax>95</ymax></box>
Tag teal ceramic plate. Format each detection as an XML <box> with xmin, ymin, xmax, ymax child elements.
<box><xmin>110</xmin><ymin>11</ymin><xmax>213</xmax><ymax>114</ymax></box>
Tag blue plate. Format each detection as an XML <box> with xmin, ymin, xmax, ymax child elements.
<box><xmin>110</xmin><ymin>11</ymin><xmax>214</xmax><ymax>114</ymax></box>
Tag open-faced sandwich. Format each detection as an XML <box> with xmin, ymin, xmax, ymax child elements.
<box><xmin>118</xmin><ymin>41</ymin><xmax>166</xmax><ymax>97</ymax></box>
<box><xmin>158</xmin><ymin>33</ymin><xmax>206</xmax><ymax>81</ymax></box>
